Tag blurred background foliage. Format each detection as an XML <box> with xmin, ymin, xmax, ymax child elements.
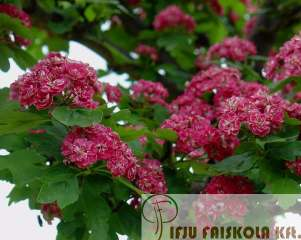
<box><xmin>1</xmin><ymin>0</ymin><xmax>301</xmax><ymax>96</ymax></box>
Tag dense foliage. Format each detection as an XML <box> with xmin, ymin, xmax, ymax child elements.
<box><xmin>1</xmin><ymin>0</ymin><xmax>301</xmax><ymax>239</ymax></box>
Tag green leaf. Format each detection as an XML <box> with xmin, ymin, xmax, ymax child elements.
<box><xmin>263</xmin><ymin>178</ymin><xmax>301</xmax><ymax>194</ymax></box>
<box><xmin>52</xmin><ymin>106</ymin><xmax>103</xmax><ymax>127</ymax></box>
<box><xmin>176</xmin><ymin>161</ymin><xmax>217</xmax><ymax>176</ymax></box>
<box><xmin>266</xmin><ymin>141</ymin><xmax>301</xmax><ymax>161</ymax></box>
<box><xmin>46</xmin><ymin>37</ymin><xmax>69</xmax><ymax>52</ymax></box>
<box><xmin>36</xmin><ymin>0</ymin><xmax>56</xmax><ymax>13</ymax></box>
<box><xmin>0</xmin><ymin>109</ymin><xmax>49</xmax><ymax>135</ymax></box>
<box><xmin>212</xmin><ymin>153</ymin><xmax>255</xmax><ymax>173</ymax></box>
<box><xmin>0</xmin><ymin>44</ymin><xmax>12</xmax><ymax>72</ymax></box>
<box><xmin>285</xmin><ymin>115</ymin><xmax>301</xmax><ymax>125</ymax></box>
<box><xmin>270</xmin><ymin>77</ymin><xmax>301</xmax><ymax>93</ymax></box>
<box><xmin>154</xmin><ymin>128</ymin><xmax>177</xmax><ymax>142</ymax></box>
<box><xmin>11</xmin><ymin>47</ymin><xmax>37</xmax><ymax>70</ymax></box>
<box><xmin>152</xmin><ymin>104</ymin><xmax>170</xmax><ymax>125</ymax></box>
<box><xmin>81</xmin><ymin>180</ymin><xmax>111</xmax><ymax>240</ymax></box>
<box><xmin>0</xmin><ymin>149</ymin><xmax>45</xmax><ymax>184</ymax></box>
<box><xmin>0</xmin><ymin>88</ymin><xmax>19</xmax><ymax>111</ymax></box>
<box><xmin>57</xmin><ymin>220</ymin><xmax>85</xmax><ymax>240</ymax></box>
<box><xmin>8</xmin><ymin>185</ymin><xmax>31</xmax><ymax>205</ymax></box>
<box><xmin>0</xmin><ymin>133</ymin><xmax>27</xmax><ymax>151</ymax></box>
<box><xmin>0</xmin><ymin>13</ymin><xmax>35</xmax><ymax>40</ymax></box>
<box><xmin>109</xmin><ymin>109</ymin><xmax>141</xmax><ymax>124</ymax></box>
<box><xmin>109</xmin><ymin>203</ymin><xmax>140</xmax><ymax>240</ymax></box>
<box><xmin>84</xmin><ymin>5</ymin><xmax>96</xmax><ymax>22</ymax></box>
<box><xmin>37</xmin><ymin>176</ymin><xmax>79</xmax><ymax>208</ymax></box>
<box><xmin>114</xmin><ymin>127</ymin><xmax>147</xmax><ymax>142</ymax></box>
<box><xmin>25</xmin><ymin>131</ymin><xmax>63</xmax><ymax>160</ymax></box>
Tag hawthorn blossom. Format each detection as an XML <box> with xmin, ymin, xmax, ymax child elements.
<box><xmin>0</xmin><ymin>3</ymin><xmax>31</xmax><ymax>46</ymax></box>
<box><xmin>185</xmin><ymin>66</ymin><xmax>241</xmax><ymax>101</ymax></box>
<box><xmin>135</xmin><ymin>44</ymin><xmax>159</xmax><ymax>62</ymax></box>
<box><xmin>286</xmin><ymin>159</ymin><xmax>301</xmax><ymax>176</ymax></box>
<box><xmin>61</xmin><ymin>124</ymin><xmax>138</xmax><ymax>181</ymax></box>
<box><xmin>10</xmin><ymin>53</ymin><xmax>101</xmax><ymax>110</ymax></box>
<box><xmin>207</xmin><ymin>37</ymin><xmax>257</xmax><ymax>62</ymax></box>
<box><xmin>218</xmin><ymin>92</ymin><xmax>286</xmax><ymax>137</ymax></box>
<box><xmin>153</xmin><ymin>5</ymin><xmax>196</xmax><ymax>32</ymax></box>
<box><xmin>169</xmin><ymin>93</ymin><xmax>215</xmax><ymax>120</ymax></box>
<box><xmin>105</xmin><ymin>84</ymin><xmax>122</xmax><ymax>103</ymax></box>
<box><xmin>135</xmin><ymin>159</ymin><xmax>168</xmax><ymax>194</ymax></box>
<box><xmin>131</xmin><ymin>79</ymin><xmax>169</xmax><ymax>105</ymax></box>
<box><xmin>195</xmin><ymin>54</ymin><xmax>212</xmax><ymax>71</ymax></box>
<box><xmin>264</xmin><ymin>33</ymin><xmax>301</xmax><ymax>81</ymax></box>
<box><xmin>203</xmin><ymin>175</ymin><xmax>254</xmax><ymax>194</ymax></box>
<box><xmin>41</xmin><ymin>202</ymin><xmax>62</xmax><ymax>224</ymax></box>
<box><xmin>161</xmin><ymin>113</ymin><xmax>213</xmax><ymax>154</ymax></box>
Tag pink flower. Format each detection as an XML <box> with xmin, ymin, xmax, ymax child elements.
<box><xmin>207</xmin><ymin>37</ymin><xmax>257</xmax><ymax>62</ymax></box>
<box><xmin>286</xmin><ymin>159</ymin><xmax>301</xmax><ymax>176</ymax></box>
<box><xmin>62</xmin><ymin>138</ymin><xmax>98</xmax><ymax>169</ymax></box>
<box><xmin>135</xmin><ymin>44</ymin><xmax>159</xmax><ymax>62</ymax></box>
<box><xmin>286</xmin><ymin>103</ymin><xmax>301</xmax><ymax>120</ymax></box>
<box><xmin>195</xmin><ymin>54</ymin><xmax>212</xmax><ymax>71</ymax></box>
<box><xmin>131</xmin><ymin>79</ymin><xmax>168</xmax><ymax>105</ymax></box>
<box><xmin>61</xmin><ymin>124</ymin><xmax>138</xmax><ymax>180</ymax></box>
<box><xmin>105</xmin><ymin>84</ymin><xmax>122</xmax><ymax>103</ymax></box>
<box><xmin>264</xmin><ymin>33</ymin><xmax>301</xmax><ymax>81</ymax></box>
<box><xmin>0</xmin><ymin>3</ymin><xmax>31</xmax><ymax>46</ymax></box>
<box><xmin>203</xmin><ymin>175</ymin><xmax>254</xmax><ymax>194</ymax></box>
<box><xmin>135</xmin><ymin>159</ymin><xmax>168</xmax><ymax>194</ymax></box>
<box><xmin>186</xmin><ymin>66</ymin><xmax>241</xmax><ymax>100</ymax></box>
<box><xmin>204</xmin><ymin>129</ymin><xmax>240</xmax><ymax>161</ymax></box>
<box><xmin>247</xmin><ymin>110</ymin><xmax>271</xmax><ymax>137</ymax></box>
<box><xmin>169</xmin><ymin>93</ymin><xmax>215</xmax><ymax>120</ymax></box>
<box><xmin>10</xmin><ymin>53</ymin><xmax>100</xmax><ymax>110</ymax></box>
<box><xmin>218</xmin><ymin>113</ymin><xmax>241</xmax><ymax>136</ymax></box>
<box><xmin>153</xmin><ymin>5</ymin><xmax>196</xmax><ymax>32</ymax></box>
<box><xmin>161</xmin><ymin>113</ymin><xmax>213</xmax><ymax>154</ymax></box>
<box><xmin>41</xmin><ymin>202</ymin><xmax>61</xmax><ymax>224</ymax></box>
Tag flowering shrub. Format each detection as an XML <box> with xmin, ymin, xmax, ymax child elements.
<box><xmin>1</xmin><ymin>1</ymin><xmax>301</xmax><ymax>239</ymax></box>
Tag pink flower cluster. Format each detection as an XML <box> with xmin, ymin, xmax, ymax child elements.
<box><xmin>161</xmin><ymin>65</ymin><xmax>291</xmax><ymax>160</ymax></box>
<box><xmin>10</xmin><ymin>53</ymin><xmax>101</xmax><ymax>110</ymax></box>
<box><xmin>136</xmin><ymin>159</ymin><xmax>168</xmax><ymax>194</ymax></box>
<box><xmin>0</xmin><ymin>3</ymin><xmax>32</xmax><ymax>46</ymax></box>
<box><xmin>135</xmin><ymin>44</ymin><xmax>159</xmax><ymax>62</ymax></box>
<box><xmin>153</xmin><ymin>5</ymin><xmax>196</xmax><ymax>33</ymax></box>
<box><xmin>186</xmin><ymin>66</ymin><xmax>242</xmax><ymax>104</ymax></box>
<box><xmin>195</xmin><ymin>195</ymin><xmax>248</xmax><ymax>227</ymax></box>
<box><xmin>218</xmin><ymin>91</ymin><xmax>287</xmax><ymax>137</ymax></box>
<box><xmin>207</xmin><ymin>37</ymin><xmax>257</xmax><ymax>62</ymax></box>
<box><xmin>169</xmin><ymin>94</ymin><xmax>214</xmax><ymax>120</ymax></box>
<box><xmin>203</xmin><ymin>175</ymin><xmax>254</xmax><ymax>194</ymax></box>
<box><xmin>105</xmin><ymin>84</ymin><xmax>122</xmax><ymax>103</ymax></box>
<box><xmin>286</xmin><ymin>159</ymin><xmax>301</xmax><ymax>176</ymax></box>
<box><xmin>264</xmin><ymin>33</ymin><xmax>301</xmax><ymax>81</ymax></box>
<box><xmin>131</xmin><ymin>79</ymin><xmax>169</xmax><ymax>106</ymax></box>
<box><xmin>195</xmin><ymin>54</ymin><xmax>212</xmax><ymax>71</ymax></box>
<box><xmin>41</xmin><ymin>202</ymin><xmax>61</xmax><ymax>224</ymax></box>
<box><xmin>61</xmin><ymin>124</ymin><xmax>137</xmax><ymax>180</ymax></box>
<box><xmin>161</xmin><ymin>113</ymin><xmax>239</xmax><ymax>160</ymax></box>
<box><xmin>62</xmin><ymin>124</ymin><xmax>168</xmax><ymax>193</ymax></box>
